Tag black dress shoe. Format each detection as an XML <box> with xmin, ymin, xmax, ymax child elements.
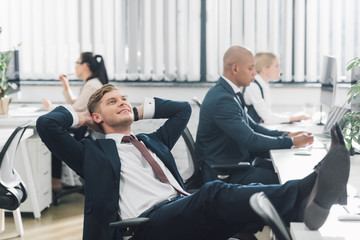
<box><xmin>330</xmin><ymin>122</ymin><xmax>345</xmax><ymax>150</ymax></box>
<box><xmin>314</xmin><ymin>122</ymin><xmax>346</xmax><ymax>172</ymax></box>
<box><xmin>304</xmin><ymin>144</ymin><xmax>350</xmax><ymax>230</ymax></box>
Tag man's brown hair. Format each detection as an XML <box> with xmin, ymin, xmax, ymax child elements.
<box><xmin>87</xmin><ymin>84</ymin><xmax>118</xmax><ymax>114</ymax></box>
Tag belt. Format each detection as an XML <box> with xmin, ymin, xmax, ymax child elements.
<box><xmin>139</xmin><ymin>196</ymin><xmax>182</xmax><ymax>217</ymax></box>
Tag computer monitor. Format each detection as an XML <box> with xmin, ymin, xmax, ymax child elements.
<box><xmin>317</xmin><ymin>55</ymin><xmax>337</xmax><ymax>125</ymax></box>
<box><xmin>1</xmin><ymin>50</ymin><xmax>20</xmax><ymax>95</ymax></box>
<box><xmin>319</xmin><ymin>55</ymin><xmax>337</xmax><ymax>108</ymax></box>
<box><xmin>350</xmin><ymin>66</ymin><xmax>360</xmax><ymax>112</ymax></box>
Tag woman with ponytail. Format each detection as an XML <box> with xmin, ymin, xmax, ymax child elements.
<box><xmin>43</xmin><ymin>52</ymin><xmax>109</xmax><ymax>112</ymax></box>
<box><xmin>43</xmin><ymin>52</ymin><xmax>108</xmax><ymax>193</ymax></box>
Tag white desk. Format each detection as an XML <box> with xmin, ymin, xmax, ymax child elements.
<box><xmin>0</xmin><ymin>104</ymin><xmax>46</xmax><ymax>127</ymax></box>
<box><xmin>0</xmin><ymin>105</ymin><xmax>51</xmax><ymax>219</ymax></box>
<box><xmin>270</xmin><ymin>138</ymin><xmax>360</xmax><ymax>239</ymax></box>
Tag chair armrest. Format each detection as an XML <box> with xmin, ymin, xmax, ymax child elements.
<box><xmin>110</xmin><ymin>217</ymin><xmax>150</xmax><ymax>238</ymax></box>
<box><xmin>210</xmin><ymin>162</ymin><xmax>250</xmax><ymax>175</ymax></box>
<box><xmin>110</xmin><ymin>217</ymin><xmax>150</xmax><ymax>229</ymax></box>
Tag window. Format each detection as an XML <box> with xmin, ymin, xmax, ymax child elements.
<box><xmin>0</xmin><ymin>0</ymin><xmax>358</xmax><ymax>83</ymax></box>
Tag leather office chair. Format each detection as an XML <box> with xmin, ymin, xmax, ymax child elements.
<box><xmin>0</xmin><ymin>121</ymin><xmax>31</xmax><ymax>239</ymax></box>
<box><xmin>249</xmin><ymin>191</ymin><xmax>292</xmax><ymax>240</ymax></box>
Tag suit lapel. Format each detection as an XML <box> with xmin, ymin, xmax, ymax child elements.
<box><xmin>97</xmin><ymin>139</ymin><xmax>121</xmax><ymax>181</ymax></box>
<box><xmin>218</xmin><ymin>77</ymin><xmax>249</xmax><ymax>123</ymax></box>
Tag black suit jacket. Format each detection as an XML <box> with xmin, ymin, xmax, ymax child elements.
<box><xmin>195</xmin><ymin>77</ymin><xmax>292</xmax><ymax>182</ymax></box>
<box><xmin>36</xmin><ymin>98</ymin><xmax>191</xmax><ymax>240</ymax></box>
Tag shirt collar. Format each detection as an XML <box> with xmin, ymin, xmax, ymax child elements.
<box><xmin>221</xmin><ymin>75</ymin><xmax>241</xmax><ymax>94</ymax></box>
<box><xmin>106</xmin><ymin>133</ymin><xmax>136</xmax><ymax>144</ymax></box>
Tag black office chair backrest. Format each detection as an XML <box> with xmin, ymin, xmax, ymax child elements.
<box><xmin>181</xmin><ymin>127</ymin><xmax>203</xmax><ymax>192</ymax></box>
<box><xmin>250</xmin><ymin>192</ymin><xmax>292</xmax><ymax>240</ymax></box>
<box><xmin>0</xmin><ymin>120</ymin><xmax>32</xmax><ymax>210</ymax></box>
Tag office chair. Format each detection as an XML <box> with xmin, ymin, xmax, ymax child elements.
<box><xmin>189</xmin><ymin>98</ymin><xmax>251</xmax><ymax>183</ymax></box>
<box><xmin>53</xmin><ymin>126</ymin><xmax>93</xmax><ymax>205</ymax></box>
<box><xmin>249</xmin><ymin>192</ymin><xmax>292</xmax><ymax>240</ymax></box>
<box><xmin>0</xmin><ymin>121</ymin><xmax>32</xmax><ymax>239</ymax></box>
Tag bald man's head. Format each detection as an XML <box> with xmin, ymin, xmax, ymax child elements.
<box><xmin>222</xmin><ymin>46</ymin><xmax>256</xmax><ymax>87</ymax></box>
<box><xmin>223</xmin><ymin>46</ymin><xmax>252</xmax><ymax>73</ymax></box>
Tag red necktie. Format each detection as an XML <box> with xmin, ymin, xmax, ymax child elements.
<box><xmin>122</xmin><ymin>135</ymin><xmax>190</xmax><ymax>196</ymax></box>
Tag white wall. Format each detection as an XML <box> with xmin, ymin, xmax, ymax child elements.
<box><xmin>12</xmin><ymin>83</ymin><xmax>350</xmax><ymax>112</ymax></box>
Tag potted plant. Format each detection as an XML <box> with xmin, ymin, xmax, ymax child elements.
<box><xmin>342</xmin><ymin>57</ymin><xmax>360</xmax><ymax>151</ymax></box>
<box><xmin>0</xmin><ymin>27</ymin><xmax>20</xmax><ymax>114</ymax></box>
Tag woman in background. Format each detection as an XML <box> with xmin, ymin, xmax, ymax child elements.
<box><xmin>43</xmin><ymin>52</ymin><xmax>108</xmax><ymax>111</ymax></box>
<box><xmin>243</xmin><ymin>52</ymin><xmax>310</xmax><ymax>124</ymax></box>
<box><xmin>43</xmin><ymin>52</ymin><xmax>108</xmax><ymax>192</ymax></box>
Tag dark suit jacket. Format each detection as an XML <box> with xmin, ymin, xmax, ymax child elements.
<box><xmin>195</xmin><ymin>77</ymin><xmax>292</xmax><ymax>182</ymax></box>
<box><xmin>36</xmin><ymin>98</ymin><xmax>191</xmax><ymax>240</ymax></box>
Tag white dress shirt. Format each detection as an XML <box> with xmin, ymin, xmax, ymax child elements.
<box><xmin>243</xmin><ymin>75</ymin><xmax>290</xmax><ymax>124</ymax></box>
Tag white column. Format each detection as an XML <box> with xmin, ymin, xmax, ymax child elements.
<box><xmin>93</xmin><ymin>0</ymin><xmax>103</xmax><ymax>55</ymax></box>
<box><xmin>344</xmin><ymin>0</ymin><xmax>355</xmax><ymax>82</ymax></box>
<box><xmin>218</xmin><ymin>0</ymin><xmax>231</xmax><ymax>74</ymax></box>
<box><xmin>231</xmin><ymin>0</ymin><xmax>243</xmax><ymax>46</ymax></box>
<box><xmin>243</xmin><ymin>0</ymin><xmax>255</xmax><ymax>52</ymax></box>
<box><xmin>19</xmin><ymin>0</ymin><xmax>32</xmax><ymax>79</ymax></box>
<box><xmin>32</xmin><ymin>0</ymin><xmax>44</xmax><ymax>78</ymax></box>
<box><xmin>140</xmin><ymin>0</ymin><xmax>152</xmax><ymax>81</ymax></box>
<box><xmin>128</xmin><ymin>0</ymin><xmax>139</xmax><ymax>80</ymax></box>
<box><xmin>305</xmin><ymin>0</ymin><xmax>317</xmax><ymax>82</ymax></box>
<box><xmin>164</xmin><ymin>0</ymin><xmax>177</xmax><ymax>81</ymax></box>
<box><xmin>114</xmin><ymin>0</ymin><xmax>126</xmax><ymax>80</ymax></box>
<box><xmin>66</xmin><ymin>0</ymin><xmax>80</xmax><ymax>77</ymax></box>
<box><xmin>268</xmin><ymin>0</ymin><xmax>280</xmax><ymax>55</ymax></box>
<box><xmin>331</xmin><ymin>0</ymin><xmax>342</xmax><ymax>80</ymax></box>
<box><xmin>255</xmin><ymin>0</ymin><xmax>268</xmax><ymax>52</ymax></box>
<box><xmin>177</xmin><ymin>0</ymin><xmax>188</xmax><ymax>81</ymax></box>
<box><xmin>79</xmin><ymin>0</ymin><xmax>92</xmax><ymax>52</ymax></box>
<box><xmin>318</xmin><ymin>0</ymin><xmax>330</xmax><ymax>76</ymax></box>
<box><xmin>151</xmin><ymin>0</ymin><xmax>164</xmax><ymax>81</ymax></box>
<box><xmin>282</xmin><ymin>0</ymin><xmax>293</xmax><ymax>82</ymax></box>
<box><xmin>206</xmin><ymin>0</ymin><xmax>219</xmax><ymax>81</ymax></box>
<box><xmin>187</xmin><ymin>0</ymin><xmax>201</xmax><ymax>81</ymax></box>
<box><xmin>103</xmin><ymin>0</ymin><xmax>115</xmax><ymax>80</ymax></box>
<box><xmin>293</xmin><ymin>0</ymin><xmax>305</xmax><ymax>82</ymax></box>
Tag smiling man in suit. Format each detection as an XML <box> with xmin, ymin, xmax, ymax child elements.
<box><xmin>196</xmin><ymin>46</ymin><xmax>314</xmax><ymax>185</ymax></box>
<box><xmin>36</xmin><ymin>84</ymin><xmax>348</xmax><ymax>240</ymax></box>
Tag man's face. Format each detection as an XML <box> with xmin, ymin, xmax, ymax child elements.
<box><xmin>232</xmin><ymin>54</ymin><xmax>256</xmax><ymax>87</ymax></box>
<box><xmin>92</xmin><ymin>90</ymin><xmax>134</xmax><ymax>130</ymax></box>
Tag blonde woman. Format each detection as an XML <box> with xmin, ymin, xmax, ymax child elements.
<box><xmin>243</xmin><ymin>52</ymin><xmax>310</xmax><ymax>124</ymax></box>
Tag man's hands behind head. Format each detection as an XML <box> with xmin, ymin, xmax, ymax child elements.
<box><xmin>77</xmin><ymin>111</ymin><xmax>105</xmax><ymax>134</ymax></box>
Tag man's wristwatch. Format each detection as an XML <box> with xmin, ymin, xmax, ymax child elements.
<box><xmin>133</xmin><ymin>107</ymin><xmax>139</xmax><ymax>121</ymax></box>
<box><xmin>282</xmin><ymin>131</ymin><xmax>290</xmax><ymax>137</ymax></box>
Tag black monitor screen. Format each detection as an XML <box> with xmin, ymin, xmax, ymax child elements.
<box><xmin>320</xmin><ymin>55</ymin><xmax>337</xmax><ymax>108</ymax></box>
<box><xmin>2</xmin><ymin>50</ymin><xmax>20</xmax><ymax>95</ymax></box>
